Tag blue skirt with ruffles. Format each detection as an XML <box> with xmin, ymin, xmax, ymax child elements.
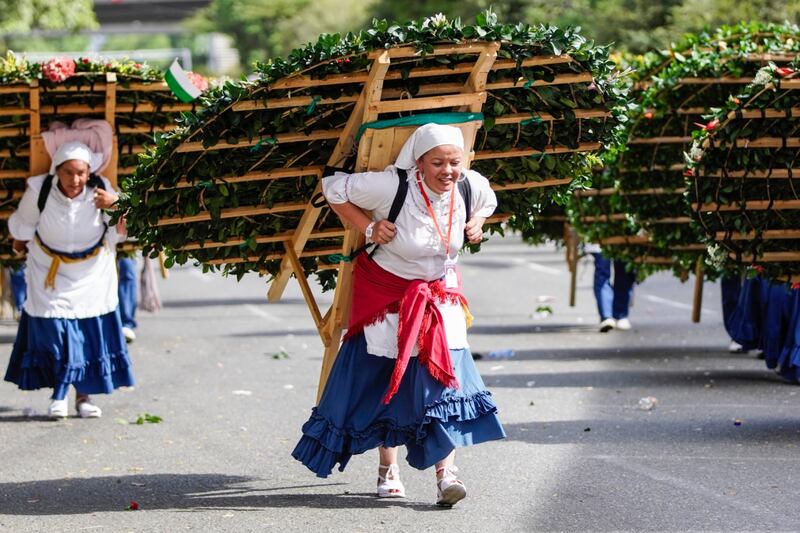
<box><xmin>773</xmin><ymin>289</ymin><xmax>800</xmax><ymax>383</ymax></box>
<box><xmin>292</xmin><ymin>334</ymin><xmax>506</xmax><ymax>478</ymax></box>
<box><xmin>727</xmin><ymin>277</ymin><xmax>768</xmax><ymax>350</ymax></box>
<box><xmin>4</xmin><ymin>309</ymin><xmax>134</xmax><ymax>400</ymax></box>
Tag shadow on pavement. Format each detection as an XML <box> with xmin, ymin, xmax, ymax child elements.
<box><xmin>0</xmin><ymin>474</ymin><xmax>446</xmax><ymax>514</ymax></box>
<box><xmin>483</xmin><ymin>368</ymin><xmax>786</xmax><ymax>389</ymax></box>
<box><xmin>481</xmin><ymin>345</ymin><xmax>758</xmax><ymax>362</ymax></box>
<box><xmin>0</xmin><ymin>333</ymin><xmax>17</xmax><ymax>344</ymax></box>
<box><xmin>503</xmin><ymin>416</ymin><xmax>800</xmax><ymax>446</ymax></box>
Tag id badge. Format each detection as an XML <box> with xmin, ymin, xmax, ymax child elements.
<box><xmin>444</xmin><ymin>258</ymin><xmax>458</xmax><ymax>289</ymax></box>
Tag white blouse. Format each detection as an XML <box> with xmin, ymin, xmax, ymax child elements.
<box><xmin>8</xmin><ymin>173</ymin><xmax>121</xmax><ymax>319</ymax></box>
<box><xmin>323</xmin><ymin>165</ymin><xmax>497</xmax><ymax>358</ymax></box>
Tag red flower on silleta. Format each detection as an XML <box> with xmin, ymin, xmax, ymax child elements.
<box><xmin>127</xmin><ymin>500</ymin><xmax>140</xmax><ymax>511</ymax></box>
<box><xmin>791</xmin><ymin>282</ymin><xmax>800</xmax><ymax>290</ymax></box>
<box><xmin>643</xmin><ymin>111</ymin><xmax>654</xmax><ymax>119</ymax></box>
<box><xmin>751</xmin><ymin>264</ymin><xmax>765</xmax><ymax>274</ymax></box>
<box><xmin>186</xmin><ymin>71</ymin><xmax>209</xmax><ymax>92</ymax></box>
<box><xmin>775</xmin><ymin>67</ymin><xmax>795</xmax><ymax>78</ymax></box>
<box><xmin>42</xmin><ymin>57</ymin><xmax>76</xmax><ymax>82</ymax></box>
<box><xmin>693</xmin><ymin>118</ymin><xmax>720</xmax><ymax>132</ymax></box>
<box><xmin>684</xmin><ymin>169</ymin><xmax>694</xmax><ymax>177</ymax></box>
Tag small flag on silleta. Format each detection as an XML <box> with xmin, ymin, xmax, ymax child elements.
<box><xmin>164</xmin><ymin>59</ymin><xmax>202</xmax><ymax>103</ymax></box>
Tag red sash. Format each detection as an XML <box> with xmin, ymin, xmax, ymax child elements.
<box><xmin>344</xmin><ymin>257</ymin><xmax>465</xmax><ymax>404</ymax></box>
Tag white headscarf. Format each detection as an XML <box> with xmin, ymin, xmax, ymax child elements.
<box><xmin>394</xmin><ymin>123</ymin><xmax>465</xmax><ymax>170</ymax></box>
<box><xmin>48</xmin><ymin>140</ymin><xmax>102</xmax><ymax>175</ymax></box>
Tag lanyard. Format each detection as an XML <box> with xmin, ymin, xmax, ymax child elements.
<box><xmin>416</xmin><ymin>171</ymin><xmax>455</xmax><ymax>255</ymax></box>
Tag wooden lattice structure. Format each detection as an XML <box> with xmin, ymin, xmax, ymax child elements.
<box><xmin>0</xmin><ymin>69</ymin><xmax>196</xmax><ymax>264</ymax></box>
<box><xmin>571</xmin><ymin>30</ymin><xmax>799</xmax><ymax>320</ymax></box>
<box><xmin>689</xmin><ymin>68</ymin><xmax>800</xmax><ymax>282</ymax></box>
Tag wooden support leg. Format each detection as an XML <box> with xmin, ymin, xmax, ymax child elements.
<box><xmin>566</xmin><ymin>225</ymin><xmax>578</xmax><ymax>307</ymax></box>
<box><xmin>692</xmin><ymin>256</ymin><xmax>704</xmax><ymax>323</ymax></box>
<box><xmin>315</xmin><ymin>228</ymin><xmax>359</xmax><ymax>403</ymax></box>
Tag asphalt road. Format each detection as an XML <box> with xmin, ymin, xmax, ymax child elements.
<box><xmin>1</xmin><ymin>236</ymin><xmax>798</xmax><ymax>532</ymax></box>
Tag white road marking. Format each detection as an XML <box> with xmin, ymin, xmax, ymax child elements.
<box><xmin>642</xmin><ymin>293</ymin><xmax>719</xmax><ymax>315</ymax></box>
<box><xmin>244</xmin><ymin>304</ymin><xmax>283</xmax><ymax>323</ymax></box>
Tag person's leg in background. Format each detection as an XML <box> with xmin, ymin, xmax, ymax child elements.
<box><xmin>593</xmin><ymin>252</ymin><xmax>615</xmax><ymax>332</ymax></box>
<box><xmin>117</xmin><ymin>257</ymin><xmax>138</xmax><ymax>343</ymax></box>
<box><xmin>612</xmin><ymin>260</ymin><xmax>636</xmax><ymax>330</ymax></box>
<box><xmin>10</xmin><ymin>265</ymin><xmax>26</xmax><ymax>314</ymax></box>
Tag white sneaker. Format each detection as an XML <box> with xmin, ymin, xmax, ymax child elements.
<box><xmin>76</xmin><ymin>399</ymin><xmax>102</xmax><ymax>418</ymax></box>
<box><xmin>436</xmin><ymin>466</ymin><xmax>466</xmax><ymax>507</ymax></box>
<box><xmin>122</xmin><ymin>326</ymin><xmax>136</xmax><ymax>343</ymax></box>
<box><xmin>616</xmin><ymin>318</ymin><xmax>632</xmax><ymax>331</ymax></box>
<box><xmin>48</xmin><ymin>399</ymin><xmax>68</xmax><ymax>419</ymax></box>
<box><xmin>599</xmin><ymin>318</ymin><xmax>616</xmax><ymax>332</ymax></box>
<box><xmin>728</xmin><ymin>340</ymin><xmax>745</xmax><ymax>353</ymax></box>
<box><xmin>377</xmin><ymin>464</ymin><xmax>405</xmax><ymax>498</ymax></box>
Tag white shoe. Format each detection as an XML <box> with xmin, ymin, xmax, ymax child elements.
<box><xmin>436</xmin><ymin>466</ymin><xmax>466</xmax><ymax>507</ymax></box>
<box><xmin>728</xmin><ymin>340</ymin><xmax>745</xmax><ymax>353</ymax></box>
<box><xmin>122</xmin><ymin>327</ymin><xmax>136</xmax><ymax>343</ymax></box>
<box><xmin>377</xmin><ymin>464</ymin><xmax>405</xmax><ymax>498</ymax></box>
<box><xmin>615</xmin><ymin>318</ymin><xmax>632</xmax><ymax>331</ymax></box>
<box><xmin>48</xmin><ymin>399</ymin><xmax>68</xmax><ymax>419</ymax></box>
<box><xmin>76</xmin><ymin>399</ymin><xmax>102</xmax><ymax>418</ymax></box>
<box><xmin>599</xmin><ymin>318</ymin><xmax>616</xmax><ymax>332</ymax></box>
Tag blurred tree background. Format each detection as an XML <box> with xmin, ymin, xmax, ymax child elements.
<box><xmin>189</xmin><ymin>0</ymin><xmax>800</xmax><ymax>67</ymax></box>
<box><xmin>0</xmin><ymin>0</ymin><xmax>799</xmax><ymax>75</ymax></box>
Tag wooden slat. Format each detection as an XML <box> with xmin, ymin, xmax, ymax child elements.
<box><xmin>0</xmin><ymin>149</ymin><xmax>31</xmax><ymax>157</ymax></box>
<box><xmin>695</xmin><ymin>169</ymin><xmax>800</xmax><ymax>178</ymax></box>
<box><xmin>494</xmin><ymin>109</ymin><xmax>610</xmax><ymax>124</ymax></box>
<box><xmin>717</xmin><ymin>229</ymin><xmax>800</xmax><ymax>240</ymax></box>
<box><xmin>0</xmin><ymin>86</ymin><xmax>28</xmax><ymax>94</ymax></box>
<box><xmin>485</xmin><ymin>213</ymin><xmax>512</xmax><ymax>225</ymax></box>
<box><xmin>726</xmin><ymin>107</ymin><xmax>800</xmax><ymax>120</ymax></box>
<box><xmin>628</xmin><ymin>136</ymin><xmax>692</xmax><ymax>145</ymax></box>
<box><xmin>118</xmin><ymin>124</ymin><xmax>178</xmax><ymax>135</ymax></box>
<box><xmin>580</xmin><ymin>213</ymin><xmax>627</xmax><ymax>222</ymax></box>
<box><xmin>652</xmin><ymin>217</ymin><xmax>692</xmax><ymax>224</ymax></box>
<box><xmin>175</xmin><ymin>129</ymin><xmax>342</xmax><ymax>153</ymax></box>
<box><xmin>269</xmin><ymin>54</ymin><xmax>574</xmax><ymax>91</ymax></box>
<box><xmin>0</xmin><ymin>170</ymin><xmax>28</xmax><ymax>179</ymax></box>
<box><xmin>474</xmin><ymin>142</ymin><xmax>600</xmax><ymax>160</ymax></box>
<box><xmin>694</xmin><ymin>199</ymin><xmax>800</xmax><ymax>211</ymax></box>
<box><xmin>486</xmin><ymin>72</ymin><xmax>593</xmax><ymax>90</ymax></box>
<box><xmin>492</xmin><ymin>178</ymin><xmax>572</xmax><ymax>191</ymax></box>
<box><xmin>634</xmin><ymin>256</ymin><xmax>675</xmax><ymax>264</ymax></box>
<box><xmin>732</xmin><ymin>137</ymin><xmax>800</xmax><ymax>149</ymax></box>
<box><xmin>678</xmin><ymin>77</ymin><xmax>754</xmax><ymax>84</ymax></box>
<box><xmin>575</xmin><ymin>187</ymin><xmax>686</xmax><ymax>197</ymax></box>
<box><xmin>368</xmin><ymin>43</ymin><xmax>497</xmax><ymax>59</ymax></box>
<box><xmin>157</xmin><ymin>165</ymin><xmax>324</xmax><ymax>190</ymax></box>
<box><xmin>599</xmin><ymin>235</ymin><xmax>650</xmax><ymax>245</ymax></box>
<box><xmin>732</xmin><ymin>252</ymin><xmax>800</xmax><ymax>262</ymax></box>
<box><xmin>177</xmin><ymin>228</ymin><xmax>345</xmax><ymax>251</ymax></box>
<box><xmin>155</xmin><ymin>201</ymin><xmax>307</xmax><ymax>226</ymax></box>
<box><xmin>370</xmin><ymin>92</ymin><xmax>485</xmax><ymax>114</ymax></box>
<box><xmin>232</xmin><ymin>94</ymin><xmax>360</xmax><ymax>112</ymax></box>
<box><xmin>206</xmin><ymin>245</ymin><xmax>343</xmax><ymax>266</ymax></box>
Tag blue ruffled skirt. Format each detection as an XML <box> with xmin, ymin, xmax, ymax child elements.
<box><xmin>4</xmin><ymin>309</ymin><xmax>135</xmax><ymax>400</ymax></box>
<box><xmin>292</xmin><ymin>334</ymin><xmax>506</xmax><ymax>478</ymax></box>
<box><xmin>773</xmin><ymin>289</ymin><xmax>800</xmax><ymax>383</ymax></box>
<box><xmin>728</xmin><ymin>277</ymin><xmax>768</xmax><ymax>350</ymax></box>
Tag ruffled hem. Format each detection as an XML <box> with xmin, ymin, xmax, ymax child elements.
<box><xmin>292</xmin><ymin>390</ymin><xmax>498</xmax><ymax>478</ymax></box>
<box><xmin>6</xmin><ymin>348</ymin><xmax>133</xmax><ymax>392</ymax></box>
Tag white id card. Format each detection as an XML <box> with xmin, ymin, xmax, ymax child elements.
<box><xmin>444</xmin><ymin>258</ymin><xmax>458</xmax><ymax>289</ymax></box>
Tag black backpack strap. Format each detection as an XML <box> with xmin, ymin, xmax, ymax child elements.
<box><xmin>458</xmin><ymin>173</ymin><xmax>472</xmax><ymax>241</ymax></box>
<box><xmin>349</xmin><ymin>168</ymin><xmax>409</xmax><ymax>260</ymax></box>
<box><xmin>37</xmin><ymin>174</ymin><xmax>55</xmax><ymax>213</ymax></box>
